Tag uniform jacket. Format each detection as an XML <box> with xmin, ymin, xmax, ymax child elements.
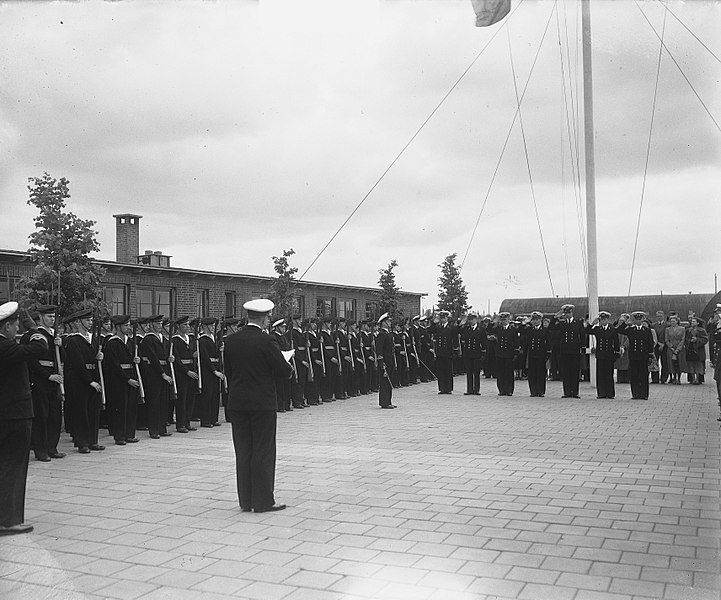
<box><xmin>0</xmin><ymin>331</ymin><xmax>46</xmax><ymax>420</ymax></box>
<box><xmin>375</xmin><ymin>328</ymin><xmax>395</xmax><ymax>372</ymax></box>
<box><xmin>428</xmin><ymin>321</ymin><xmax>459</xmax><ymax>358</ymax></box>
<box><xmin>140</xmin><ymin>332</ymin><xmax>169</xmax><ymax>379</ymax></box>
<box><xmin>225</xmin><ymin>324</ymin><xmax>293</xmax><ymax>411</ymax></box>
<box><xmin>548</xmin><ymin>317</ymin><xmax>585</xmax><ymax>355</ymax></box>
<box><xmin>486</xmin><ymin>323</ymin><xmax>521</xmax><ymax>359</ymax></box>
<box><xmin>103</xmin><ymin>335</ymin><xmax>135</xmax><ymax>385</ymax></box>
<box><xmin>584</xmin><ymin>323</ymin><xmax>619</xmax><ymax>360</ymax></box>
<box><xmin>615</xmin><ymin>323</ymin><xmax>654</xmax><ymax>361</ymax></box>
<box><xmin>521</xmin><ymin>324</ymin><xmax>550</xmax><ymax>359</ymax></box>
<box><xmin>459</xmin><ymin>324</ymin><xmax>487</xmax><ymax>359</ymax></box>
<box><xmin>172</xmin><ymin>334</ymin><xmax>196</xmax><ymax>380</ymax></box>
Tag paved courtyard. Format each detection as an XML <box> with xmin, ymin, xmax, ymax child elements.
<box><xmin>1</xmin><ymin>374</ymin><xmax>720</xmax><ymax>600</ymax></box>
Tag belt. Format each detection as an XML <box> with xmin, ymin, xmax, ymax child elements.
<box><xmin>142</xmin><ymin>357</ymin><xmax>150</xmax><ymax>363</ymax></box>
<box><xmin>324</xmin><ymin>346</ymin><xmax>335</xmax><ymax>350</ymax></box>
<box><xmin>159</xmin><ymin>360</ymin><xmax>167</xmax><ymax>365</ymax></box>
<box><xmin>85</xmin><ymin>363</ymin><xmax>96</xmax><ymax>370</ymax></box>
<box><xmin>180</xmin><ymin>359</ymin><xmax>193</xmax><ymax>365</ymax></box>
<box><xmin>209</xmin><ymin>358</ymin><xmax>219</xmax><ymax>363</ymax></box>
<box><xmin>120</xmin><ymin>363</ymin><xmax>133</xmax><ymax>369</ymax></box>
<box><xmin>39</xmin><ymin>360</ymin><xmax>55</xmax><ymax>367</ymax></box>
<box><xmin>296</xmin><ymin>346</ymin><xmax>306</xmax><ymax>350</ymax></box>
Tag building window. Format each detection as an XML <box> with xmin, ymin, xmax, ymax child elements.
<box><xmin>316</xmin><ymin>297</ymin><xmax>333</xmax><ymax>318</ymax></box>
<box><xmin>225</xmin><ymin>292</ymin><xmax>236</xmax><ymax>317</ymax></box>
<box><xmin>365</xmin><ymin>301</ymin><xmax>379</xmax><ymax>322</ymax></box>
<box><xmin>197</xmin><ymin>289</ymin><xmax>209</xmax><ymax>318</ymax></box>
<box><xmin>136</xmin><ymin>286</ymin><xmax>173</xmax><ymax>319</ymax></box>
<box><xmin>337</xmin><ymin>298</ymin><xmax>355</xmax><ymax>321</ymax></box>
<box><xmin>104</xmin><ymin>286</ymin><xmax>127</xmax><ymax>315</ymax></box>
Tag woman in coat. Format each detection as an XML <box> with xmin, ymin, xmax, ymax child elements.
<box><xmin>664</xmin><ymin>315</ymin><xmax>686</xmax><ymax>384</ymax></box>
<box><xmin>684</xmin><ymin>317</ymin><xmax>708</xmax><ymax>384</ymax></box>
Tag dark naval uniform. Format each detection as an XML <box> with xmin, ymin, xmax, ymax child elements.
<box><xmin>375</xmin><ymin>325</ymin><xmax>396</xmax><ymax>408</ymax></box>
<box><xmin>319</xmin><ymin>327</ymin><xmax>336</xmax><ymax>402</ymax></box>
<box><xmin>171</xmin><ymin>331</ymin><xmax>196</xmax><ymax>430</ymax></box>
<box><xmin>197</xmin><ymin>332</ymin><xmax>221</xmax><ymax>426</ymax></box>
<box><xmin>24</xmin><ymin>326</ymin><xmax>63</xmax><ymax>459</ymax></box>
<box><xmin>549</xmin><ymin>316</ymin><xmax>585</xmax><ymax>397</ymax></box>
<box><xmin>63</xmin><ymin>332</ymin><xmax>102</xmax><ymax>450</ymax></box>
<box><xmin>460</xmin><ymin>321</ymin><xmax>486</xmax><ymax>395</ymax></box>
<box><xmin>429</xmin><ymin>320</ymin><xmax>459</xmax><ymax>394</ymax></box>
<box><xmin>585</xmin><ymin>322</ymin><xmax>619</xmax><ymax>399</ymax></box>
<box><xmin>271</xmin><ymin>327</ymin><xmax>292</xmax><ymax>411</ymax></box>
<box><xmin>103</xmin><ymin>333</ymin><xmax>139</xmax><ymax>443</ymax></box>
<box><xmin>616</xmin><ymin>321</ymin><xmax>654</xmax><ymax>400</ymax></box>
<box><xmin>487</xmin><ymin>322</ymin><xmax>520</xmax><ymax>396</ymax></box>
<box><xmin>521</xmin><ymin>324</ymin><xmax>549</xmax><ymax>397</ymax></box>
<box><xmin>290</xmin><ymin>326</ymin><xmax>308</xmax><ymax>406</ymax></box>
<box><xmin>140</xmin><ymin>331</ymin><xmax>171</xmax><ymax>437</ymax></box>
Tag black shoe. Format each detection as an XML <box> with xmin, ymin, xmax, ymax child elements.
<box><xmin>159</xmin><ymin>432</ymin><xmax>173</xmax><ymax>437</ymax></box>
<box><xmin>78</xmin><ymin>446</ymin><xmax>91</xmax><ymax>454</ymax></box>
<box><xmin>150</xmin><ymin>434</ymin><xmax>161</xmax><ymax>439</ymax></box>
<box><xmin>200</xmin><ymin>424</ymin><xmax>213</xmax><ymax>428</ymax></box>
<box><xmin>48</xmin><ymin>451</ymin><xmax>66</xmax><ymax>459</ymax></box>
<box><xmin>212</xmin><ymin>422</ymin><xmax>221</xmax><ymax>427</ymax></box>
<box><xmin>241</xmin><ymin>507</ymin><xmax>252</xmax><ymax>513</ymax></box>
<box><xmin>277</xmin><ymin>409</ymin><xmax>286</xmax><ymax>413</ymax></box>
<box><xmin>0</xmin><ymin>523</ymin><xmax>34</xmax><ymax>536</ymax></box>
<box><xmin>137</xmin><ymin>427</ymin><xmax>148</xmax><ymax>431</ymax></box>
<box><xmin>89</xmin><ymin>444</ymin><xmax>105</xmax><ymax>451</ymax></box>
<box><xmin>254</xmin><ymin>503</ymin><xmax>286</xmax><ymax>513</ymax></box>
<box><xmin>186</xmin><ymin>426</ymin><xmax>197</xmax><ymax>431</ymax></box>
<box><xmin>463</xmin><ymin>392</ymin><xmax>473</xmax><ymax>395</ymax></box>
<box><xmin>292</xmin><ymin>404</ymin><xmax>305</xmax><ymax>409</ymax></box>
<box><xmin>176</xmin><ymin>427</ymin><xmax>189</xmax><ymax>433</ymax></box>
<box><xmin>114</xmin><ymin>440</ymin><xmax>127</xmax><ymax>446</ymax></box>
<box><xmin>381</xmin><ymin>405</ymin><xmax>397</xmax><ymax>409</ymax></box>
<box><xmin>125</xmin><ymin>438</ymin><xmax>139</xmax><ymax>443</ymax></box>
<box><xmin>167</xmin><ymin>419</ymin><xmax>175</xmax><ymax>425</ymax></box>
<box><xmin>36</xmin><ymin>455</ymin><xmax>51</xmax><ymax>462</ymax></box>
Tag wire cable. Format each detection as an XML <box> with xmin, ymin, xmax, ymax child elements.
<box><xmin>460</xmin><ymin>0</ymin><xmax>558</xmax><ymax>271</ymax></box>
<box><xmin>299</xmin><ymin>0</ymin><xmax>527</xmax><ymax>281</ymax></box>
<box><xmin>654</xmin><ymin>0</ymin><xmax>721</xmax><ymax>64</ymax></box>
<box><xmin>506</xmin><ymin>25</ymin><xmax>556</xmax><ymax>296</ymax></box>
<box><xmin>627</xmin><ymin>4</ymin><xmax>668</xmax><ymax>299</ymax></box>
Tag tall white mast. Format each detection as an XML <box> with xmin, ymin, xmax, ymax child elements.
<box><xmin>582</xmin><ymin>0</ymin><xmax>599</xmax><ymax>386</ymax></box>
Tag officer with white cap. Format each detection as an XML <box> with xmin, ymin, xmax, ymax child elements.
<box><xmin>615</xmin><ymin>311</ymin><xmax>655</xmax><ymax>400</ymax></box>
<box><xmin>549</xmin><ymin>303</ymin><xmax>585</xmax><ymax>398</ymax></box>
<box><xmin>224</xmin><ymin>299</ymin><xmax>293</xmax><ymax>512</ymax></box>
<box><xmin>584</xmin><ymin>310</ymin><xmax>620</xmax><ymax>399</ymax></box>
<box><xmin>0</xmin><ymin>302</ymin><xmax>48</xmax><ymax>535</ymax></box>
<box><xmin>374</xmin><ymin>312</ymin><xmax>396</xmax><ymax>409</ymax></box>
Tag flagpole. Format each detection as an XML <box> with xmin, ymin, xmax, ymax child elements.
<box><xmin>582</xmin><ymin>0</ymin><xmax>599</xmax><ymax>387</ymax></box>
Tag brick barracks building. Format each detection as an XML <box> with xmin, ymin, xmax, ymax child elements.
<box><xmin>0</xmin><ymin>214</ymin><xmax>426</xmax><ymax>321</ymax></box>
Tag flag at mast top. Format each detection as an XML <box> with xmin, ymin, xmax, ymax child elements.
<box><xmin>471</xmin><ymin>0</ymin><xmax>510</xmax><ymax>27</ymax></box>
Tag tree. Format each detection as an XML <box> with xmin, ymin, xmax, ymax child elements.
<box><xmin>437</xmin><ymin>253</ymin><xmax>469</xmax><ymax>317</ymax></box>
<box><xmin>378</xmin><ymin>259</ymin><xmax>401</xmax><ymax>318</ymax></box>
<box><xmin>15</xmin><ymin>173</ymin><xmax>105</xmax><ymax>319</ymax></box>
<box><xmin>269</xmin><ymin>248</ymin><xmax>298</xmax><ymax>319</ymax></box>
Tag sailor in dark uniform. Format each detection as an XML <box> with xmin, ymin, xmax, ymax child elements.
<box><xmin>615</xmin><ymin>311</ymin><xmax>654</xmax><ymax>400</ymax></box>
<box><xmin>584</xmin><ymin>311</ymin><xmax>620</xmax><ymax>399</ymax></box>
<box><xmin>521</xmin><ymin>311</ymin><xmax>550</xmax><ymax>397</ymax></box>
<box><xmin>548</xmin><ymin>304</ymin><xmax>585</xmax><ymax>398</ymax></box>
<box><xmin>486</xmin><ymin>312</ymin><xmax>520</xmax><ymax>396</ymax></box>
<box><xmin>460</xmin><ymin>311</ymin><xmax>486</xmax><ymax>395</ymax></box>
<box><xmin>375</xmin><ymin>313</ymin><xmax>396</xmax><ymax>409</ymax></box>
<box><xmin>271</xmin><ymin>319</ymin><xmax>293</xmax><ymax>412</ymax></box>
<box><xmin>429</xmin><ymin>310</ymin><xmax>458</xmax><ymax>394</ymax></box>
<box><xmin>23</xmin><ymin>305</ymin><xmax>65</xmax><ymax>461</ymax></box>
<box><xmin>289</xmin><ymin>315</ymin><xmax>308</xmax><ymax>407</ymax></box>
<box><xmin>196</xmin><ymin>317</ymin><xmax>223</xmax><ymax>426</ymax></box>
<box><xmin>140</xmin><ymin>314</ymin><xmax>174</xmax><ymax>438</ymax></box>
<box><xmin>171</xmin><ymin>316</ymin><xmax>199</xmax><ymax>431</ymax></box>
<box><xmin>318</xmin><ymin>317</ymin><xmax>336</xmax><ymax>402</ymax></box>
<box><xmin>333</xmin><ymin>317</ymin><xmax>352</xmax><ymax>399</ymax></box>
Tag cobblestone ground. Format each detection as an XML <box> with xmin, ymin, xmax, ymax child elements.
<box><xmin>1</xmin><ymin>373</ymin><xmax>719</xmax><ymax>600</ymax></box>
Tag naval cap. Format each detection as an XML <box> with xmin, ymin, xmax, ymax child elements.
<box><xmin>146</xmin><ymin>314</ymin><xmax>164</xmax><ymax>323</ymax></box>
<box><xmin>174</xmin><ymin>316</ymin><xmax>190</xmax><ymax>326</ymax></box>
<box><xmin>715</xmin><ymin>304</ymin><xmax>721</xmax><ymax>312</ymax></box>
<box><xmin>272</xmin><ymin>318</ymin><xmax>285</xmax><ymax>328</ymax></box>
<box><xmin>499</xmin><ymin>311</ymin><xmax>511</xmax><ymax>318</ymax></box>
<box><xmin>631</xmin><ymin>310</ymin><xmax>646</xmax><ymax>318</ymax></box>
<box><xmin>223</xmin><ymin>317</ymin><xmax>240</xmax><ymax>326</ymax></box>
<box><xmin>243</xmin><ymin>299</ymin><xmax>274</xmax><ymax>315</ymax></box>
<box><xmin>0</xmin><ymin>301</ymin><xmax>19</xmax><ymax>323</ymax></box>
<box><xmin>530</xmin><ymin>311</ymin><xmax>543</xmax><ymax>319</ymax></box>
<box><xmin>111</xmin><ymin>314</ymin><xmax>131</xmax><ymax>326</ymax></box>
<box><xmin>377</xmin><ymin>312</ymin><xmax>390</xmax><ymax>325</ymax></box>
<box><xmin>35</xmin><ymin>304</ymin><xmax>57</xmax><ymax>315</ymax></box>
<box><xmin>598</xmin><ymin>310</ymin><xmax>611</xmax><ymax>318</ymax></box>
<box><xmin>68</xmin><ymin>307</ymin><xmax>94</xmax><ymax>321</ymax></box>
<box><xmin>561</xmin><ymin>304</ymin><xmax>575</xmax><ymax>311</ymax></box>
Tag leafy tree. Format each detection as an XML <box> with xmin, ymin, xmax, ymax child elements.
<box><xmin>269</xmin><ymin>248</ymin><xmax>298</xmax><ymax>319</ymax></box>
<box><xmin>15</xmin><ymin>173</ymin><xmax>105</xmax><ymax>319</ymax></box>
<box><xmin>437</xmin><ymin>253</ymin><xmax>469</xmax><ymax>317</ymax></box>
<box><xmin>378</xmin><ymin>259</ymin><xmax>401</xmax><ymax>318</ymax></box>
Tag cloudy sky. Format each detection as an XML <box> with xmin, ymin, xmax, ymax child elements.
<box><xmin>0</xmin><ymin>0</ymin><xmax>718</xmax><ymax>312</ymax></box>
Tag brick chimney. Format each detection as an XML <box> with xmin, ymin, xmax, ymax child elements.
<box><xmin>113</xmin><ymin>214</ymin><xmax>142</xmax><ymax>264</ymax></box>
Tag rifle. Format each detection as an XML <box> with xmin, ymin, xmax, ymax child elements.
<box><xmin>54</xmin><ymin>333</ymin><xmax>65</xmax><ymax>398</ymax></box>
<box><xmin>289</xmin><ymin>327</ymin><xmax>299</xmax><ymax>383</ymax></box>
<box><xmin>166</xmin><ymin>320</ymin><xmax>178</xmax><ymax>399</ymax></box>
<box><xmin>358</xmin><ymin>332</ymin><xmax>367</xmax><ymax>373</ymax></box>
<box><xmin>401</xmin><ymin>331</ymin><xmax>410</xmax><ymax>370</ymax></box>
<box><xmin>194</xmin><ymin>317</ymin><xmax>203</xmax><ymax>393</ymax></box>
<box><xmin>92</xmin><ymin>318</ymin><xmax>107</xmax><ymax>409</ymax></box>
<box><xmin>334</xmin><ymin>329</ymin><xmax>343</xmax><ymax>385</ymax></box>
<box><xmin>346</xmin><ymin>331</ymin><xmax>355</xmax><ymax>374</ymax></box>
<box><xmin>319</xmin><ymin>330</ymin><xmax>327</xmax><ymax>377</ymax></box>
<box><xmin>218</xmin><ymin>319</ymin><xmax>228</xmax><ymax>393</ymax></box>
<box><xmin>132</xmin><ymin>319</ymin><xmax>146</xmax><ymax>404</ymax></box>
<box><xmin>305</xmin><ymin>332</ymin><xmax>315</xmax><ymax>383</ymax></box>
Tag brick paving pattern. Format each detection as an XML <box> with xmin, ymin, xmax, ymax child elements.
<box><xmin>1</xmin><ymin>374</ymin><xmax>719</xmax><ymax>600</ymax></box>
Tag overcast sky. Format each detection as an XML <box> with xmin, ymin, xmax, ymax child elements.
<box><xmin>0</xmin><ymin>0</ymin><xmax>718</xmax><ymax>312</ymax></box>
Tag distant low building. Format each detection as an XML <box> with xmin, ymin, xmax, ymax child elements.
<box><xmin>500</xmin><ymin>294</ymin><xmax>721</xmax><ymax>323</ymax></box>
<box><xmin>0</xmin><ymin>214</ymin><xmax>426</xmax><ymax>321</ymax></box>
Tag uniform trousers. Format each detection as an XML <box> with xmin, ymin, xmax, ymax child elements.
<box><xmin>144</xmin><ymin>374</ymin><xmax>169</xmax><ymax>435</ymax></box>
<box><xmin>31</xmin><ymin>383</ymin><xmax>62</xmax><ymax>458</ymax></box>
<box><xmin>228</xmin><ymin>409</ymin><xmax>277</xmax><ymax>511</ymax></box>
<box><xmin>67</xmin><ymin>382</ymin><xmax>100</xmax><ymax>448</ymax></box>
<box><xmin>526</xmin><ymin>356</ymin><xmax>547</xmax><ymax>396</ymax></box>
<box><xmin>463</xmin><ymin>358</ymin><xmax>481</xmax><ymax>394</ymax></box>
<box><xmin>0</xmin><ymin>419</ymin><xmax>32</xmax><ymax>527</ymax></box>
<box><xmin>276</xmin><ymin>377</ymin><xmax>292</xmax><ymax>410</ymax></box>
<box><xmin>436</xmin><ymin>357</ymin><xmax>454</xmax><ymax>393</ymax></box>
<box><xmin>200</xmin><ymin>375</ymin><xmax>220</xmax><ymax>425</ymax></box>
<box><xmin>292</xmin><ymin>364</ymin><xmax>307</xmax><ymax>405</ymax></box>
<box><xmin>629</xmin><ymin>359</ymin><xmax>650</xmax><ymax>400</ymax></box>
<box><xmin>595</xmin><ymin>358</ymin><xmax>616</xmax><ymax>398</ymax></box>
<box><xmin>174</xmin><ymin>375</ymin><xmax>190</xmax><ymax>430</ymax></box>
<box><xmin>378</xmin><ymin>366</ymin><xmax>394</xmax><ymax>407</ymax></box>
<box><xmin>559</xmin><ymin>354</ymin><xmax>581</xmax><ymax>397</ymax></box>
<box><xmin>108</xmin><ymin>381</ymin><xmax>137</xmax><ymax>441</ymax></box>
<box><xmin>495</xmin><ymin>356</ymin><xmax>515</xmax><ymax>395</ymax></box>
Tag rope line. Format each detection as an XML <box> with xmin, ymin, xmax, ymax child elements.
<box><xmin>460</xmin><ymin>0</ymin><xmax>558</xmax><ymax>271</ymax></box>
<box><xmin>655</xmin><ymin>0</ymin><xmax>721</xmax><ymax>64</ymax></box>
<box><xmin>506</xmin><ymin>25</ymin><xmax>555</xmax><ymax>296</ymax></box>
<box><xmin>299</xmin><ymin>0</ymin><xmax>527</xmax><ymax>281</ymax></box>
<box><xmin>636</xmin><ymin>1</ymin><xmax>721</xmax><ymax>133</ymax></box>
<box><xmin>627</xmin><ymin>4</ymin><xmax>667</xmax><ymax>299</ymax></box>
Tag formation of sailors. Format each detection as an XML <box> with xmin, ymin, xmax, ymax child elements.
<box><xmin>18</xmin><ymin>301</ymin><xmax>721</xmax><ymax>461</ymax></box>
